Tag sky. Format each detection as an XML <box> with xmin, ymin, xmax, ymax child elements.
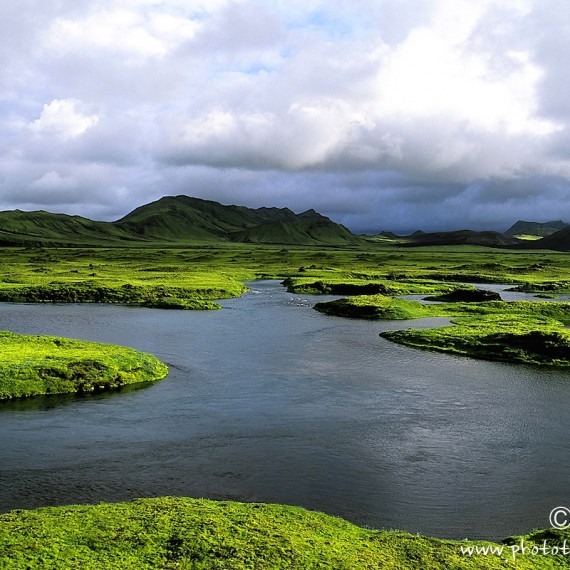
<box><xmin>1</xmin><ymin>0</ymin><xmax>570</xmax><ymax>234</ymax></box>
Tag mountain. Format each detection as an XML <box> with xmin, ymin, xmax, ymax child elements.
<box><xmin>504</xmin><ymin>220</ymin><xmax>569</xmax><ymax>237</ymax></box>
<box><xmin>229</xmin><ymin>218</ymin><xmax>357</xmax><ymax>245</ymax></box>
<box><xmin>115</xmin><ymin>195</ymin><xmax>267</xmax><ymax>241</ymax></box>
<box><xmin>116</xmin><ymin>195</ymin><xmax>357</xmax><ymax>245</ymax></box>
<box><xmin>0</xmin><ymin>210</ymin><xmax>134</xmax><ymax>246</ymax></box>
<box><xmin>403</xmin><ymin>230</ymin><xmax>522</xmax><ymax>247</ymax></box>
<box><xmin>0</xmin><ymin>195</ymin><xmax>359</xmax><ymax>247</ymax></box>
<box><xmin>530</xmin><ymin>227</ymin><xmax>570</xmax><ymax>251</ymax></box>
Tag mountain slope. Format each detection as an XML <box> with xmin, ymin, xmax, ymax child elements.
<box><xmin>115</xmin><ymin>195</ymin><xmax>272</xmax><ymax>241</ymax></box>
<box><xmin>531</xmin><ymin>227</ymin><xmax>570</xmax><ymax>251</ymax></box>
<box><xmin>404</xmin><ymin>229</ymin><xmax>522</xmax><ymax>247</ymax></box>
<box><xmin>504</xmin><ymin>220</ymin><xmax>568</xmax><ymax>237</ymax></box>
<box><xmin>0</xmin><ymin>210</ymin><xmax>133</xmax><ymax>246</ymax></box>
<box><xmin>0</xmin><ymin>195</ymin><xmax>359</xmax><ymax>246</ymax></box>
<box><xmin>229</xmin><ymin>218</ymin><xmax>358</xmax><ymax>245</ymax></box>
<box><xmin>115</xmin><ymin>195</ymin><xmax>355</xmax><ymax>244</ymax></box>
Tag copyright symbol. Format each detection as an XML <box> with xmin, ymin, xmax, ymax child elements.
<box><xmin>550</xmin><ymin>507</ymin><xmax>570</xmax><ymax>530</ymax></box>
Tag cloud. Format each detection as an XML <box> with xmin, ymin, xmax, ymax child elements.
<box><xmin>0</xmin><ymin>0</ymin><xmax>570</xmax><ymax>231</ymax></box>
<box><xmin>30</xmin><ymin>99</ymin><xmax>99</xmax><ymax>141</ymax></box>
<box><xmin>46</xmin><ymin>6</ymin><xmax>203</xmax><ymax>63</ymax></box>
<box><xmin>29</xmin><ymin>170</ymin><xmax>76</xmax><ymax>191</ymax></box>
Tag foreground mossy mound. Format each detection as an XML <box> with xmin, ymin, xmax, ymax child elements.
<box><xmin>0</xmin><ymin>497</ymin><xmax>566</xmax><ymax>569</ymax></box>
<box><xmin>0</xmin><ymin>332</ymin><xmax>168</xmax><ymax>399</ymax></box>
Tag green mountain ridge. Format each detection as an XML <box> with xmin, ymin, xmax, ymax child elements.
<box><xmin>4</xmin><ymin>197</ymin><xmax>570</xmax><ymax>249</ymax></box>
<box><xmin>0</xmin><ymin>195</ymin><xmax>358</xmax><ymax>247</ymax></box>
<box><xmin>229</xmin><ymin>218</ymin><xmax>358</xmax><ymax>245</ymax></box>
<box><xmin>0</xmin><ymin>210</ymin><xmax>134</xmax><ymax>246</ymax></box>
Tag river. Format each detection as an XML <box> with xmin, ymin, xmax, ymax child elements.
<box><xmin>0</xmin><ymin>280</ymin><xmax>569</xmax><ymax>540</ymax></box>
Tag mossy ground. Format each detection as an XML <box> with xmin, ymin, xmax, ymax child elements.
<box><xmin>0</xmin><ymin>247</ymin><xmax>251</xmax><ymax>309</ymax></box>
<box><xmin>3</xmin><ymin>244</ymin><xmax>570</xmax><ymax>368</ymax></box>
<box><xmin>315</xmin><ymin>294</ymin><xmax>435</xmax><ymax>319</ymax></box>
<box><xmin>0</xmin><ymin>331</ymin><xmax>168</xmax><ymax>399</ymax></box>
<box><xmin>2</xmin><ymin>243</ymin><xmax>570</xmax><ymax>312</ymax></box>
<box><xmin>315</xmin><ymin>293</ymin><xmax>570</xmax><ymax>366</ymax></box>
<box><xmin>0</xmin><ymin>497</ymin><xmax>567</xmax><ymax>570</ymax></box>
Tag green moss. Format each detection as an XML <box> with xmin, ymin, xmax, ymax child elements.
<box><xmin>2</xmin><ymin>243</ymin><xmax>570</xmax><ymax>313</ymax></box>
<box><xmin>383</xmin><ymin>322</ymin><xmax>570</xmax><ymax>367</ymax></box>
<box><xmin>513</xmin><ymin>234</ymin><xmax>543</xmax><ymax>241</ymax></box>
<box><xmin>315</xmin><ymin>294</ymin><xmax>570</xmax><ymax>366</ymax></box>
<box><xmin>315</xmin><ymin>294</ymin><xmax>434</xmax><ymax>320</ymax></box>
<box><xmin>0</xmin><ymin>332</ymin><xmax>168</xmax><ymax>399</ymax></box>
<box><xmin>283</xmin><ymin>277</ymin><xmax>398</xmax><ymax>295</ymax></box>
<box><xmin>0</xmin><ymin>497</ymin><xmax>565</xmax><ymax>569</ymax></box>
<box><xmin>0</xmin><ymin>282</ymin><xmax>236</xmax><ymax>310</ymax></box>
<box><xmin>510</xmin><ymin>281</ymin><xmax>570</xmax><ymax>293</ymax></box>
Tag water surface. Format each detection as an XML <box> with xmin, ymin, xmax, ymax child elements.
<box><xmin>1</xmin><ymin>280</ymin><xmax>569</xmax><ymax>540</ymax></box>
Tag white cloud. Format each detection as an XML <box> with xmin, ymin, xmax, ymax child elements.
<box><xmin>0</xmin><ymin>0</ymin><xmax>570</xmax><ymax>231</ymax></box>
<box><xmin>30</xmin><ymin>99</ymin><xmax>99</xmax><ymax>141</ymax></box>
<box><xmin>46</xmin><ymin>6</ymin><xmax>203</xmax><ymax>63</ymax></box>
<box><xmin>371</xmin><ymin>16</ymin><xmax>557</xmax><ymax>137</ymax></box>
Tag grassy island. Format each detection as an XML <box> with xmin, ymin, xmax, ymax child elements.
<box><xmin>0</xmin><ymin>497</ymin><xmax>566</xmax><ymax>569</ymax></box>
<box><xmin>383</xmin><ymin>316</ymin><xmax>570</xmax><ymax>366</ymax></box>
<box><xmin>0</xmin><ymin>331</ymin><xmax>168</xmax><ymax>400</ymax></box>
<box><xmin>315</xmin><ymin>295</ymin><xmax>570</xmax><ymax>366</ymax></box>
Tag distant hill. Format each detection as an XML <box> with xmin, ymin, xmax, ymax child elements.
<box><xmin>116</xmin><ymin>195</ymin><xmax>266</xmax><ymax>242</ymax></box>
<box><xmin>378</xmin><ymin>231</ymin><xmax>400</xmax><ymax>239</ymax></box>
<box><xmin>403</xmin><ymin>230</ymin><xmax>522</xmax><ymax>248</ymax></box>
<box><xmin>0</xmin><ymin>195</ymin><xmax>360</xmax><ymax>247</ymax></box>
<box><xmin>504</xmin><ymin>220</ymin><xmax>569</xmax><ymax>238</ymax></box>
<box><xmin>116</xmin><ymin>195</ymin><xmax>357</xmax><ymax>245</ymax></box>
<box><xmin>530</xmin><ymin>227</ymin><xmax>570</xmax><ymax>251</ymax></box>
<box><xmin>0</xmin><ymin>210</ymin><xmax>134</xmax><ymax>246</ymax></box>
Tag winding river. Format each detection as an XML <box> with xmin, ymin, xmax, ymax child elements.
<box><xmin>1</xmin><ymin>280</ymin><xmax>569</xmax><ymax>540</ymax></box>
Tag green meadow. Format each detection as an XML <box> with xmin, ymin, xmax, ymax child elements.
<box><xmin>2</xmin><ymin>241</ymin><xmax>570</xmax><ymax>381</ymax></box>
<box><xmin>1</xmin><ymin>496</ymin><xmax>568</xmax><ymax>570</ymax></box>
<box><xmin>1</xmin><ymin>242</ymin><xmax>569</xmax><ymax>307</ymax></box>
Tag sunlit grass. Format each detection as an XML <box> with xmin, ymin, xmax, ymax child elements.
<box><xmin>0</xmin><ymin>331</ymin><xmax>168</xmax><ymax>399</ymax></box>
<box><xmin>0</xmin><ymin>497</ymin><xmax>566</xmax><ymax>570</ymax></box>
<box><xmin>315</xmin><ymin>293</ymin><xmax>570</xmax><ymax>366</ymax></box>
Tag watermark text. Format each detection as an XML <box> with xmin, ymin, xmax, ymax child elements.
<box><xmin>460</xmin><ymin>507</ymin><xmax>570</xmax><ymax>561</ymax></box>
<box><xmin>461</xmin><ymin>539</ymin><xmax>570</xmax><ymax>561</ymax></box>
